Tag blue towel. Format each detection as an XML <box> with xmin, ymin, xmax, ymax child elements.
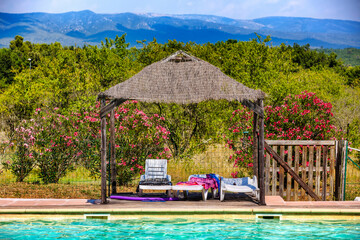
<box><xmin>207</xmin><ymin>174</ymin><xmax>221</xmax><ymax>189</ymax></box>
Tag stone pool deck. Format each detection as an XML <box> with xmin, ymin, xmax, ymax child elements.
<box><xmin>1</xmin><ymin>196</ymin><xmax>360</xmax><ymax>219</ymax></box>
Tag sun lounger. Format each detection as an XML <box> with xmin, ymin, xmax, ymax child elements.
<box><xmin>137</xmin><ymin>159</ymin><xmax>172</xmax><ymax>197</ymax></box>
<box><xmin>172</xmin><ymin>174</ymin><xmax>220</xmax><ymax>201</ymax></box>
<box><xmin>220</xmin><ymin>176</ymin><xmax>259</xmax><ymax>202</ymax></box>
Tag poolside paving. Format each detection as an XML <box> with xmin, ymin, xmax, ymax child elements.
<box><xmin>0</xmin><ymin>195</ymin><xmax>360</xmax><ymax>210</ymax></box>
<box><xmin>1</xmin><ymin>194</ymin><xmax>359</xmax><ymax>221</ymax></box>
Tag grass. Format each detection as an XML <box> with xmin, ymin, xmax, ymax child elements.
<box><xmin>0</xmin><ymin>182</ymin><xmax>101</xmax><ymax>199</ymax></box>
<box><xmin>0</xmin><ymin>166</ymin><xmax>99</xmax><ymax>184</ymax></box>
<box><xmin>0</xmin><ymin>166</ymin><xmax>103</xmax><ymax>199</ymax></box>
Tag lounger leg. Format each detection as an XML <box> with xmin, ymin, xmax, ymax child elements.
<box><xmin>202</xmin><ymin>189</ymin><xmax>208</xmax><ymax>201</ymax></box>
<box><xmin>255</xmin><ymin>190</ymin><xmax>260</xmax><ymax>201</ymax></box>
<box><xmin>184</xmin><ymin>191</ymin><xmax>188</xmax><ymax>199</ymax></box>
<box><xmin>211</xmin><ymin>188</ymin><xmax>218</xmax><ymax>198</ymax></box>
<box><xmin>220</xmin><ymin>188</ymin><xmax>225</xmax><ymax>201</ymax></box>
<box><xmin>138</xmin><ymin>189</ymin><xmax>143</xmax><ymax>197</ymax></box>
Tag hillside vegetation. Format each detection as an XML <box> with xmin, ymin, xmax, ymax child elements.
<box><xmin>0</xmin><ymin>35</ymin><xmax>359</xmax><ymax>157</ymax></box>
<box><xmin>316</xmin><ymin>48</ymin><xmax>360</xmax><ymax>66</ymax></box>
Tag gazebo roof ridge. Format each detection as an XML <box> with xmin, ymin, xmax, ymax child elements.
<box><xmin>160</xmin><ymin>50</ymin><xmax>201</xmax><ymax>63</ymax></box>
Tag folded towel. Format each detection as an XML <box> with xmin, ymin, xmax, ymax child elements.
<box><xmin>176</xmin><ymin>174</ymin><xmax>219</xmax><ymax>190</ymax></box>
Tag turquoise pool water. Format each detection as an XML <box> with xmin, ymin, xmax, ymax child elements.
<box><xmin>0</xmin><ymin>218</ymin><xmax>359</xmax><ymax>239</ymax></box>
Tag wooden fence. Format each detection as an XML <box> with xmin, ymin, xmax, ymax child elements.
<box><xmin>264</xmin><ymin>140</ymin><xmax>347</xmax><ymax>201</ymax></box>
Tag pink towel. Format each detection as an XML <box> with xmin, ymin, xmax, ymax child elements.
<box><xmin>176</xmin><ymin>177</ymin><xmax>218</xmax><ymax>190</ymax></box>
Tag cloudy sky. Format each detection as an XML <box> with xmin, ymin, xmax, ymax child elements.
<box><xmin>1</xmin><ymin>0</ymin><xmax>359</xmax><ymax>21</ymax></box>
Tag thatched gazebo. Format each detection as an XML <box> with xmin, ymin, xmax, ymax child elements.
<box><xmin>98</xmin><ymin>51</ymin><xmax>266</xmax><ymax>205</ymax></box>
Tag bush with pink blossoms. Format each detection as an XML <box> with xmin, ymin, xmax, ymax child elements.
<box><xmin>67</xmin><ymin>102</ymin><xmax>102</xmax><ymax>179</ymax></box>
<box><xmin>225</xmin><ymin>107</ymin><xmax>254</xmax><ymax>177</ymax></box>
<box><xmin>2</xmin><ymin>121</ymin><xmax>37</xmax><ymax>182</ymax></box>
<box><xmin>33</xmin><ymin>108</ymin><xmax>82</xmax><ymax>184</ymax></box>
<box><xmin>226</xmin><ymin>92</ymin><xmax>341</xmax><ymax>177</ymax></box>
<box><xmin>115</xmin><ymin>101</ymin><xmax>171</xmax><ymax>184</ymax></box>
<box><xmin>265</xmin><ymin>91</ymin><xmax>339</xmax><ymax>140</ymax></box>
<box><xmin>1</xmin><ymin>108</ymin><xmax>84</xmax><ymax>184</ymax></box>
<box><xmin>70</xmin><ymin>100</ymin><xmax>171</xmax><ymax>185</ymax></box>
<box><xmin>2</xmin><ymin>101</ymin><xmax>170</xmax><ymax>185</ymax></box>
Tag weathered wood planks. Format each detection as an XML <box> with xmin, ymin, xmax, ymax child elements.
<box><xmin>265</xmin><ymin>140</ymin><xmax>341</xmax><ymax>201</ymax></box>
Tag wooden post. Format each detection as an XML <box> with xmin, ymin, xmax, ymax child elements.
<box><xmin>258</xmin><ymin>100</ymin><xmax>266</xmax><ymax>205</ymax></box>
<box><xmin>100</xmin><ymin>99</ymin><xmax>108</xmax><ymax>204</ymax></box>
<box><xmin>279</xmin><ymin>146</ymin><xmax>285</xmax><ymax>197</ymax></box>
<box><xmin>110</xmin><ymin>109</ymin><xmax>117</xmax><ymax>195</ymax></box>
<box><xmin>322</xmin><ymin>146</ymin><xmax>328</xmax><ymax>201</ymax></box>
<box><xmin>253</xmin><ymin>109</ymin><xmax>258</xmax><ymax>177</ymax></box>
<box><xmin>301</xmin><ymin>146</ymin><xmax>307</xmax><ymax>199</ymax></box>
<box><xmin>286</xmin><ymin>146</ymin><xmax>292</xmax><ymax>201</ymax></box>
<box><xmin>329</xmin><ymin>146</ymin><xmax>335</xmax><ymax>199</ymax></box>
<box><xmin>308</xmin><ymin>146</ymin><xmax>314</xmax><ymax>201</ymax></box>
<box><xmin>335</xmin><ymin>140</ymin><xmax>344</xmax><ymax>201</ymax></box>
<box><xmin>315</xmin><ymin>146</ymin><xmax>322</xmax><ymax>197</ymax></box>
<box><xmin>271</xmin><ymin>146</ymin><xmax>277</xmax><ymax>196</ymax></box>
<box><xmin>340</xmin><ymin>140</ymin><xmax>347</xmax><ymax>201</ymax></box>
<box><xmin>265</xmin><ymin>149</ymin><xmax>270</xmax><ymax>195</ymax></box>
<box><xmin>294</xmin><ymin>146</ymin><xmax>300</xmax><ymax>201</ymax></box>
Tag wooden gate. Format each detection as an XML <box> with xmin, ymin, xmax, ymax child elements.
<box><xmin>264</xmin><ymin>140</ymin><xmax>347</xmax><ymax>201</ymax></box>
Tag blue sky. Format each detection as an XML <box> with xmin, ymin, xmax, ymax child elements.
<box><xmin>1</xmin><ymin>0</ymin><xmax>359</xmax><ymax>21</ymax></box>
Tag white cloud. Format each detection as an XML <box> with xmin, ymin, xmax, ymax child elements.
<box><xmin>186</xmin><ymin>1</ymin><xmax>193</xmax><ymax>7</ymax></box>
<box><xmin>279</xmin><ymin>0</ymin><xmax>304</xmax><ymax>16</ymax></box>
<box><xmin>266</xmin><ymin>0</ymin><xmax>280</xmax><ymax>3</ymax></box>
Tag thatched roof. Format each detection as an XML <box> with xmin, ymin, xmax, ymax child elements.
<box><xmin>98</xmin><ymin>51</ymin><xmax>265</xmax><ymax>104</ymax></box>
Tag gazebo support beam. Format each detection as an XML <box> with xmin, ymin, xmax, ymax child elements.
<box><xmin>100</xmin><ymin>99</ymin><xmax>126</xmax><ymax>118</ymax></box>
<box><xmin>100</xmin><ymin>99</ymin><xmax>108</xmax><ymax>204</ymax></box>
<box><xmin>110</xmin><ymin>109</ymin><xmax>117</xmax><ymax>195</ymax></box>
<box><xmin>258</xmin><ymin>100</ymin><xmax>266</xmax><ymax>205</ymax></box>
<box><xmin>252</xmin><ymin>106</ymin><xmax>258</xmax><ymax>177</ymax></box>
<box><xmin>241</xmin><ymin>99</ymin><xmax>264</xmax><ymax>118</ymax></box>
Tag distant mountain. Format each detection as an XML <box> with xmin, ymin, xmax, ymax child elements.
<box><xmin>0</xmin><ymin>10</ymin><xmax>359</xmax><ymax>48</ymax></box>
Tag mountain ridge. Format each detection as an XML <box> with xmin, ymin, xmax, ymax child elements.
<box><xmin>0</xmin><ymin>10</ymin><xmax>359</xmax><ymax>48</ymax></box>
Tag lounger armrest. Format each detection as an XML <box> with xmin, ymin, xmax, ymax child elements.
<box><xmin>251</xmin><ymin>175</ymin><xmax>258</xmax><ymax>188</ymax></box>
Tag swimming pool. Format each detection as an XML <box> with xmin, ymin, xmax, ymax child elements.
<box><xmin>0</xmin><ymin>218</ymin><xmax>359</xmax><ymax>239</ymax></box>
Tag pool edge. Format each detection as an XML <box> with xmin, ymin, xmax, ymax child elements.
<box><xmin>1</xmin><ymin>207</ymin><xmax>360</xmax><ymax>219</ymax></box>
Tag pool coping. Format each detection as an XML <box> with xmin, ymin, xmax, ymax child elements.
<box><xmin>1</xmin><ymin>196</ymin><xmax>360</xmax><ymax>219</ymax></box>
<box><xmin>1</xmin><ymin>207</ymin><xmax>360</xmax><ymax>216</ymax></box>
